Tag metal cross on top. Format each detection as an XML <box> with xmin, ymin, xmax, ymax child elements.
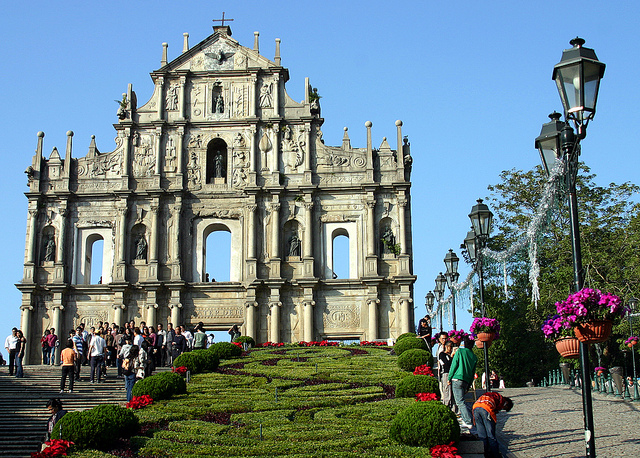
<box><xmin>213</xmin><ymin>12</ymin><xmax>234</xmax><ymax>27</ymax></box>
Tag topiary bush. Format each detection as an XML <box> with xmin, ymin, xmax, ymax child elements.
<box><xmin>397</xmin><ymin>348</ymin><xmax>433</xmax><ymax>372</ymax></box>
<box><xmin>132</xmin><ymin>371</ymin><xmax>187</xmax><ymax>401</ymax></box>
<box><xmin>390</xmin><ymin>401</ymin><xmax>460</xmax><ymax>447</ymax></box>
<box><xmin>395</xmin><ymin>374</ymin><xmax>440</xmax><ymax>398</ymax></box>
<box><xmin>234</xmin><ymin>335</ymin><xmax>256</xmax><ymax>347</ymax></box>
<box><xmin>51</xmin><ymin>404</ymin><xmax>138</xmax><ymax>450</ymax></box>
<box><xmin>396</xmin><ymin>332</ymin><xmax>417</xmax><ymax>342</ymax></box>
<box><xmin>209</xmin><ymin>341</ymin><xmax>243</xmax><ymax>360</ymax></box>
<box><xmin>393</xmin><ymin>337</ymin><xmax>428</xmax><ymax>356</ymax></box>
<box><xmin>173</xmin><ymin>349</ymin><xmax>219</xmax><ymax>374</ymax></box>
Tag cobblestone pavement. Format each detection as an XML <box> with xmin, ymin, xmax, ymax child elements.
<box><xmin>494</xmin><ymin>386</ymin><xmax>640</xmax><ymax>457</ymax></box>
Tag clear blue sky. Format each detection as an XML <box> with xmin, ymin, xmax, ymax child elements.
<box><xmin>1</xmin><ymin>1</ymin><xmax>638</xmax><ymax>349</ymax></box>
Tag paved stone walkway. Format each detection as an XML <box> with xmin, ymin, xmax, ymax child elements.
<box><xmin>495</xmin><ymin>386</ymin><xmax>640</xmax><ymax>457</ymax></box>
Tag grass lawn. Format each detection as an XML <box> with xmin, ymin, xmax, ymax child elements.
<box><xmin>71</xmin><ymin>346</ymin><xmax>437</xmax><ymax>457</ymax></box>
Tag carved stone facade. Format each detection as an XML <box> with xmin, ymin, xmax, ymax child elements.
<box><xmin>17</xmin><ymin>25</ymin><xmax>416</xmax><ymax>363</ymax></box>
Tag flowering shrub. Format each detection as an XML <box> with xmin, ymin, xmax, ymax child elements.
<box><xmin>430</xmin><ymin>442</ymin><xmax>462</xmax><ymax>458</ymax></box>
<box><xmin>594</xmin><ymin>366</ymin><xmax>607</xmax><ymax>373</ymax></box>
<box><xmin>447</xmin><ymin>329</ymin><xmax>469</xmax><ymax>341</ymax></box>
<box><xmin>359</xmin><ymin>340</ymin><xmax>387</xmax><ymax>346</ymax></box>
<box><xmin>415</xmin><ymin>392</ymin><xmax>439</xmax><ymax>401</ymax></box>
<box><xmin>413</xmin><ymin>364</ymin><xmax>434</xmax><ymax>376</ymax></box>
<box><xmin>541</xmin><ymin>314</ymin><xmax>575</xmax><ymax>340</ymax></box>
<box><xmin>555</xmin><ymin>288</ymin><xmax>626</xmax><ymax>325</ymax></box>
<box><xmin>470</xmin><ymin>317</ymin><xmax>501</xmax><ymax>338</ymax></box>
<box><xmin>625</xmin><ymin>336</ymin><xmax>639</xmax><ymax>346</ymax></box>
<box><xmin>172</xmin><ymin>366</ymin><xmax>187</xmax><ymax>374</ymax></box>
<box><xmin>126</xmin><ymin>395</ymin><xmax>153</xmax><ymax>409</ymax></box>
<box><xmin>31</xmin><ymin>439</ymin><xmax>74</xmax><ymax>457</ymax></box>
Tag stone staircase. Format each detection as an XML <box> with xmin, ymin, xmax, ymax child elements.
<box><xmin>0</xmin><ymin>364</ymin><xmax>127</xmax><ymax>458</ymax></box>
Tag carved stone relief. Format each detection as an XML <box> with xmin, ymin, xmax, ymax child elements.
<box><xmin>165</xmin><ymin>83</ymin><xmax>179</xmax><ymax>111</ymax></box>
<box><xmin>322</xmin><ymin>302</ymin><xmax>361</xmax><ymax>329</ymax></box>
<box><xmin>232</xmin><ymin>147</ymin><xmax>248</xmax><ymax>188</ymax></box>
<box><xmin>132</xmin><ymin>133</ymin><xmax>155</xmax><ymax>177</ymax></box>
<box><xmin>259</xmin><ymin>82</ymin><xmax>272</xmax><ymax>108</ymax></box>
<box><xmin>281</xmin><ymin>125</ymin><xmax>306</xmax><ymax>173</ymax></box>
<box><xmin>203</xmin><ymin>43</ymin><xmax>235</xmax><ymax>71</ymax></box>
<box><xmin>164</xmin><ymin>136</ymin><xmax>177</xmax><ymax>173</ymax></box>
<box><xmin>191</xmin><ymin>84</ymin><xmax>203</xmax><ymax>117</ymax></box>
<box><xmin>186</xmin><ymin>151</ymin><xmax>201</xmax><ymax>189</ymax></box>
<box><xmin>232</xmin><ymin>84</ymin><xmax>248</xmax><ymax>118</ymax></box>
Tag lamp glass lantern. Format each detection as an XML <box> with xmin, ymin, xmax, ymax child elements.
<box><xmin>425</xmin><ymin>291</ymin><xmax>435</xmax><ymax>313</ymax></box>
<box><xmin>629</xmin><ymin>297</ymin><xmax>638</xmax><ymax>314</ymax></box>
<box><xmin>535</xmin><ymin>112</ymin><xmax>565</xmax><ymax>176</ymax></box>
<box><xmin>444</xmin><ymin>249</ymin><xmax>459</xmax><ymax>276</ymax></box>
<box><xmin>435</xmin><ymin>273</ymin><xmax>446</xmax><ymax>295</ymax></box>
<box><xmin>553</xmin><ymin>37</ymin><xmax>605</xmax><ymax>133</ymax></box>
<box><xmin>469</xmin><ymin>199</ymin><xmax>493</xmax><ymax>239</ymax></box>
<box><xmin>463</xmin><ymin>230</ymin><xmax>477</xmax><ymax>263</ymax></box>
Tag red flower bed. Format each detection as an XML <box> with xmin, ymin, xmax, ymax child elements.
<box><xmin>259</xmin><ymin>342</ymin><xmax>285</xmax><ymax>347</ymax></box>
<box><xmin>430</xmin><ymin>442</ymin><xmax>462</xmax><ymax>458</ymax></box>
<box><xmin>172</xmin><ymin>366</ymin><xmax>187</xmax><ymax>374</ymax></box>
<box><xmin>126</xmin><ymin>395</ymin><xmax>154</xmax><ymax>409</ymax></box>
<box><xmin>413</xmin><ymin>364</ymin><xmax>434</xmax><ymax>376</ymax></box>
<box><xmin>31</xmin><ymin>439</ymin><xmax>74</xmax><ymax>457</ymax></box>
<box><xmin>415</xmin><ymin>392</ymin><xmax>439</xmax><ymax>402</ymax></box>
<box><xmin>359</xmin><ymin>341</ymin><xmax>388</xmax><ymax>346</ymax></box>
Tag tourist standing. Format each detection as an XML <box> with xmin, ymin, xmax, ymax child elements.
<box><xmin>45</xmin><ymin>399</ymin><xmax>67</xmax><ymax>441</ymax></box>
<box><xmin>193</xmin><ymin>325</ymin><xmax>207</xmax><ymax>350</ymax></box>
<box><xmin>171</xmin><ymin>327</ymin><xmax>187</xmax><ymax>360</ymax></box>
<box><xmin>72</xmin><ymin>328</ymin><xmax>84</xmax><ymax>381</ymax></box>
<box><xmin>439</xmin><ymin>340</ymin><xmax>455</xmax><ymax>411</ymax></box>
<box><xmin>15</xmin><ymin>330</ymin><xmax>26</xmax><ymax>378</ymax></box>
<box><xmin>416</xmin><ymin>315</ymin><xmax>432</xmax><ymax>347</ymax></box>
<box><xmin>165</xmin><ymin>323</ymin><xmax>175</xmax><ymax>366</ymax></box>
<box><xmin>448</xmin><ymin>336</ymin><xmax>478</xmax><ymax>429</ymax></box>
<box><xmin>155</xmin><ymin>323</ymin><xmax>166</xmax><ymax>367</ymax></box>
<box><xmin>123</xmin><ymin>345</ymin><xmax>137</xmax><ymax>402</ymax></box>
<box><xmin>59</xmin><ymin>340</ymin><xmax>75</xmax><ymax>393</ymax></box>
<box><xmin>228</xmin><ymin>324</ymin><xmax>240</xmax><ymax>342</ymax></box>
<box><xmin>472</xmin><ymin>391</ymin><xmax>513</xmax><ymax>457</ymax></box>
<box><xmin>4</xmin><ymin>328</ymin><xmax>19</xmax><ymax>376</ymax></box>
<box><xmin>88</xmin><ymin>330</ymin><xmax>107</xmax><ymax>383</ymax></box>
<box><xmin>46</xmin><ymin>328</ymin><xmax>58</xmax><ymax>366</ymax></box>
<box><xmin>41</xmin><ymin>330</ymin><xmax>51</xmax><ymax>365</ymax></box>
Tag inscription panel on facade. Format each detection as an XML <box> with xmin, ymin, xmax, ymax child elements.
<box><xmin>322</xmin><ymin>302</ymin><xmax>361</xmax><ymax>329</ymax></box>
<box><xmin>191</xmin><ymin>306</ymin><xmax>243</xmax><ymax>320</ymax></box>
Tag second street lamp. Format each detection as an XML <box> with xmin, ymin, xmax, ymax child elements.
<box><xmin>434</xmin><ymin>273</ymin><xmax>446</xmax><ymax>332</ymax></box>
<box><xmin>444</xmin><ymin>249</ymin><xmax>460</xmax><ymax>330</ymax></box>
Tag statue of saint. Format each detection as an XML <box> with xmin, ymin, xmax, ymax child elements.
<box><xmin>381</xmin><ymin>227</ymin><xmax>396</xmax><ymax>254</ymax></box>
<box><xmin>215</xmin><ymin>94</ymin><xmax>224</xmax><ymax>113</ymax></box>
<box><xmin>214</xmin><ymin>153</ymin><xmax>224</xmax><ymax>178</ymax></box>
<box><xmin>135</xmin><ymin>236</ymin><xmax>147</xmax><ymax>260</ymax></box>
<box><xmin>44</xmin><ymin>236</ymin><xmax>56</xmax><ymax>262</ymax></box>
<box><xmin>288</xmin><ymin>234</ymin><xmax>301</xmax><ymax>257</ymax></box>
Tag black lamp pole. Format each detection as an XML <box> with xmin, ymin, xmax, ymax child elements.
<box><xmin>628</xmin><ymin>298</ymin><xmax>640</xmax><ymax>401</ymax></box>
<box><xmin>536</xmin><ymin>37</ymin><xmax>605</xmax><ymax>458</ymax></box>
<box><xmin>434</xmin><ymin>273</ymin><xmax>446</xmax><ymax>332</ymax></box>
<box><xmin>444</xmin><ymin>249</ymin><xmax>460</xmax><ymax>331</ymax></box>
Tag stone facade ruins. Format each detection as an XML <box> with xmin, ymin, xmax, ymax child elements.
<box><xmin>17</xmin><ymin>25</ymin><xmax>416</xmax><ymax>363</ymax></box>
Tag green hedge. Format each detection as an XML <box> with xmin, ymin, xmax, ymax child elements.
<box><xmin>209</xmin><ymin>341</ymin><xmax>243</xmax><ymax>360</ymax></box>
<box><xmin>132</xmin><ymin>371</ymin><xmax>187</xmax><ymax>401</ymax></box>
<box><xmin>390</xmin><ymin>401</ymin><xmax>460</xmax><ymax>447</ymax></box>
<box><xmin>397</xmin><ymin>349</ymin><xmax>433</xmax><ymax>372</ymax></box>
<box><xmin>234</xmin><ymin>335</ymin><xmax>256</xmax><ymax>347</ymax></box>
<box><xmin>396</xmin><ymin>332</ymin><xmax>417</xmax><ymax>342</ymax></box>
<box><xmin>51</xmin><ymin>404</ymin><xmax>138</xmax><ymax>450</ymax></box>
<box><xmin>173</xmin><ymin>349</ymin><xmax>219</xmax><ymax>374</ymax></box>
<box><xmin>393</xmin><ymin>337</ymin><xmax>428</xmax><ymax>356</ymax></box>
<box><xmin>395</xmin><ymin>374</ymin><xmax>440</xmax><ymax>398</ymax></box>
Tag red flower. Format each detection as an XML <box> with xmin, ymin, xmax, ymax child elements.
<box><xmin>172</xmin><ymin>365</ymin><xmax>188</xmax><ymax>374</ymax></box>
<box><xmin>430</xmin><ymin>442</ymin><xmax>462</xmax><ymax>458</ymax></box>
<box><xmin>126</xmin><ymin>394</ymin><xmax>154</xmax><ymax>409</ymax></box>
<box><xmin>415</xmin><ymin>392</ymin><xmax>439</xmax><ymax>402</ymax></box>
<box><xmin>413</xmin><ymin>364</ymin><xmax>434</xmax><ymax>376</ymax></box>
<box><xmin>31</xmin><ymin>439</ymin><xmax>74</xmax><ymax>457</ymax></box>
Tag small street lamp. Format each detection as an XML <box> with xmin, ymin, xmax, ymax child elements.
<box><xmin>434</xmin><ymin>273</ymin><xmax>446</xmax><ymax>332</ymax></box>
<box><xmin>628</xmin><ymin>297</ymin><xmax>640</xmax><ymax>401</ymax></box>
<box><xmin>444</xmin><ymin>249</ymin><xmax>460</xmax><ymax>330</ymax></box>
<box><xmin>467</xmin><ymin>199</ymin><xmax>493</xmax><ymax>391</ymax></box>
<box><xmin>425</xmin><ymin>291</ymin><xmax>435</xmax><ymax>316</ymax></box>
<box><xmin>536</xmin><ymin>37</ymin><xmax>605</xmax><ymax>458</ymax></box>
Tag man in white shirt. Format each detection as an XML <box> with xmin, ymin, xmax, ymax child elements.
<box><xmin>133</xmin><ymin>328</ymin><xmax>144</xmax><ymax>348</ymax></box>
<box><xmin>88</xmin><ymin>330</ymin><xmax>107</xmax><ymax>383</ymax></box>
<box><xmin>4</xmin><ymin>328</ymin><xmax>19</xmax><ymax>376</ymax></box>
<box><xmin>181</xmin><ymin>326</ymin><xmax>194</xmax><ymax>350</ymax></box>
<box><xmin>155</xmin><ymin>324</ymin><xmax>166</xmax><ymax>367</ymax></box>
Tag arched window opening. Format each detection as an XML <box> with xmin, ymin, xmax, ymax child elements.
<box><xmin>205</xmin><ymin>228</ymin><xmax>231</xmax><ymax>282</ymax></box>
<box><xmin>85</xmin><ymin>235</ymin><xmax>104</xmax><ymax>285</ymax></box>
<box><xmin>206</xmin><ymin>138</ymin><xmax>227</xmax><ymax>184</ymax></box>
<box><xmin>332</xmin><ymin>230</ymin><xmax>350</xmax><ymax>279</ymax></box>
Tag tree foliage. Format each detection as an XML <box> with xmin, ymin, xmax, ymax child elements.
<box><xmin>480</xmin><ymin>164</ymin><xmax>640</xmax><ymax>383</ymax></box>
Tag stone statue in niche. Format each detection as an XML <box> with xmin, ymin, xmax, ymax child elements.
<box><xmin>214</xmin><ymin>153</ymin><xmax>224</xmax><ymax>178</ymax></box>
<box><xmin>135</xmin><ymin>235</ymin><xmax>148</xmax><ymax>260</ymax></box>
<box><xmin>259</xmin><ymin>83</ymin><xmax>272</xmax><ymax>108</ymax></box>
<box><xmin>288</xmin><ymin>234</ymin><xmax>301</xmax><ymax>257</ymax></box>
<box><xmin>213</xmin><ymin>93</ymin><xmax>224</xmax><ymax>114</ymax></box>
<box><xmin>44</xmin><ymin>236</ymin><xmax>55</xmax><ymax>262</ymax></box>
<box><xmin>381</xmin><ymin>227</ymin><xmax>396</xmax><ymax>254</ymax></box>
<box><xmin>165</xmin><ymin>84</ymin><xmax>179</xmax><ymax>111</ymax></box>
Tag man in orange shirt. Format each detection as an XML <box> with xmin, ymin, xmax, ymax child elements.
<box><xmin>472</xmin><ymin>391</ymin><xmax>513</xmax><ymax>458</ymax></box>
<box><xmin>60</xmin><ymin>340</ymin><xmax>76</xmax><ymax>393</ymax></box>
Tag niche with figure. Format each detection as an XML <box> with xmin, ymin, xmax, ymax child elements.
<box><xmin>206</xmin><ymin>138</ymin><xmax>227</xmax><ymax>184</ymax></box>
<box><xmin>41</xmin><ymin>225</ymin><xmax>56</xmax><ymax>264</ymax></box>
<box><xmin>131</xmin><ymin>223</ymin><xmax>148</xmax><ymax>263</ymax></box>
<box><xmin>379</xmin><ymin>217</ymin><xmax>398</xmax><ymax>256</ymax></box>
<box><xmin>284</xmin><ymin>220</ymin><xmax>302</xmax><ymax>259</ymax></box>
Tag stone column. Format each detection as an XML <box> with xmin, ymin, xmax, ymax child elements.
<box><xmin>54</xmin><ymin>208</ymin><xmax>68</xmax><ymax>283</ymax></box>
<box><xmin>303</xmin><ymin>300</ymin><xmax>315</xmax><ymax>342</ymax></box>
<box><xmin>249</xmin><ymin>127</ymin><xmax>257</xmax><ymax>173</ymax></box>
<box><xmin>20</xmin><ymin>303</ymin><xmax>33</xmax><ymax>364</ymax></box>
<box><xmin>304</xmin><ymin>123</ymin><xmax>312</xmax><ymax>172</ymax></box>
<box><xmin>269</xmin><ymin>301</ymin><xmax>281</xmax><ymax>343</ymax></box>
<box><xmin>273</xmin><ymin>74</ymin><xmax>280</xmax><ymax>117</ymax></box>
<box><xmin>113</xmin><ymin>304</ymin><xmax>124</xmax><ymax>329</ymax></box>
<box><xmin>147</xmin><ymin>303</ymin><xmax>158</xmax><ymax>328</ymax></box>
<box><xmin>397</xmin><ymin>197</ymin><xmax>407</xmax><ymax>255</ymax></box>
<box><xmin>51</xmin><ymin>295</ymin><xmax>64</xmax><ymax>364</ymax></box>
<box><xmin>250</xmin><ymin>75</ymin><xmax>257</xmax><ymax>117</ymax></box>
<box><xmin>171</xmin><ymin>198</ymin><xmax>182</xmax><ymax>280</ymax></box>
<box><xmin>122</xmin><ymin>127</ymin><xmax>131</xmax><ymax>178</ymax></box>
<box><xmin>302</xmin><ymin>201</ymin><xmax>313</xmax><ymax>257</ymax></box>
<box><xmin>169</xmin><ymin>289</ymin><xmax>182</xmax><ymax>326</ymax></box>
<box><xmin>365</xmin><ymin>121</ymin><xmax>374</xmax><ymax>182</ymax></box>
<box><xmin>246</xmin><ymin>204</ymin><xmax>257</xmax><ymax>258</ymax></box>
<box><xmin>270</xmin><ymin>201</ymin><xmax>281</xmax><ymax>259</ymax></box>
<box><xmin>154</xmin><ymin>127</ymin><xmax>163</xmax><ymax>175</ymax></box>
<box><xmin>399</xmin><ymin>298</ymin><xmax>413</xmax><ymax>334</ymax></box>
<box><xmin>176</xmin><ymin>127</ymin><xmax>185</xmax><ymax>176</ymax></box>
<box><xmin>395</xmin><ymin>120</ymin><xmax>405</xmax><ymax>180</ymax></box>
<box><xmin>178</xmin><ymin>75</ymin><xmax>187</xmax><ymax>120</ymax></box>
<box><xmin>245</xmin><ymin>301</ymin><xmax>258</xmax><ymax>341</ymax></box>
<box><xmin>149</xmin><ymin>201</ymin><xmax>159</xmax><ymax>280</ymax></box>
<box><xmin>27</xmin><ymin>208</ymin><xmax>38</xmax><ymax>265</ymax></box>
<box><xmin>156</xmin><ymin>76</ymin><xmax>165</xmax><ymax>120</ymax></box>
<box><xmin>366</xmin><ymin>199</ymin><xmax>375</xmax><ymax>256</ymax></box>
<box><xmin>117</xmin><ymin>205</ymin><xmax>127</xmax><ymax>263</ymax></box>
<box><xmin>271</xmin><ymin>128</ymin><xmax>279</xmax><ymax>176</ymax></box>
<box><xmin>368</xmin><ymin>298</ymin><xmax>380</xmax><ymax>341</ymax></box>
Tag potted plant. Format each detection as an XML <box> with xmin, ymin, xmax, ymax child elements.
<box><xmin>594</xmin><ymin>366</ymin><xmax>607</xmax><ymax>377</ymax></box>
<box><xmin>447</xmin><ymin>329</ymin><xmax>469</xmax><ymax>345</ymax></box>
<box><xmin>470</xmin><ymin>317</ymin><xmax>500</xmax><ymax>342</ymax></box>
<box><xmin>541</xmin><ymin>314</ymin><xmax>580</xmax><ymax>359</ymax></box>
<box><xmin>625</xmin><ymin>336</ymin><xmax>639</xmax><ymax>348</ymax></box>
<box><xmin>555</xmin><ymin>288</ymin><xmax>627</xmax><ymax>343</ymax></box>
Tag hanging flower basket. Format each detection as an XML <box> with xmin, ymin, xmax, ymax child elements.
<box><xmin>573</xmin><ymin>320</ymin><xmax>613</xmax><ymax>343</ymax></box>
<box><xmin>625</xmin><ymin>336</ymin><xmax>638</xmax><ymax>348</ymax></box>
<box><xmin>554</xmin><ymin>336</ymin><xmax>580</xmax><ymax>359</ymax></box>
<box><xmin>476</xmin><ymin>332</ymin><xmax>496</xmax><ymax>343</ymax></box>
<box><xmin>475</xmin><ymin>339</ymin><xmax>492</xmax><ymax>350</ymax></box>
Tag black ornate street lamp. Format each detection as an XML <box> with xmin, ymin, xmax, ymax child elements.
<box><xmin>536</xmin><ymin>37</ymin><xmax>605</xmax><ymax>458</ymax></box>
<box><xmin>434</xmin><ymin>273</ymin><xmax>446</xmax><ymax>332</ymax></box>
<box><xmin>444</xmin><ymin>249</ymin><xmax>460</xmax><ymax>330</ymax></box>
<box><xmin>628</xmin><ymin>297</ymin><xmax>640</xmax><ymax>401</ymax></box>
<box><xmin>467</xmin><ymin>199</ymin><xmax>493</xmax><ymax>391</ymax></box>
<box><xmin>425</xmin><ymin>291</ymin><xmax>435</xmax><ymax>316</ymax></box>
